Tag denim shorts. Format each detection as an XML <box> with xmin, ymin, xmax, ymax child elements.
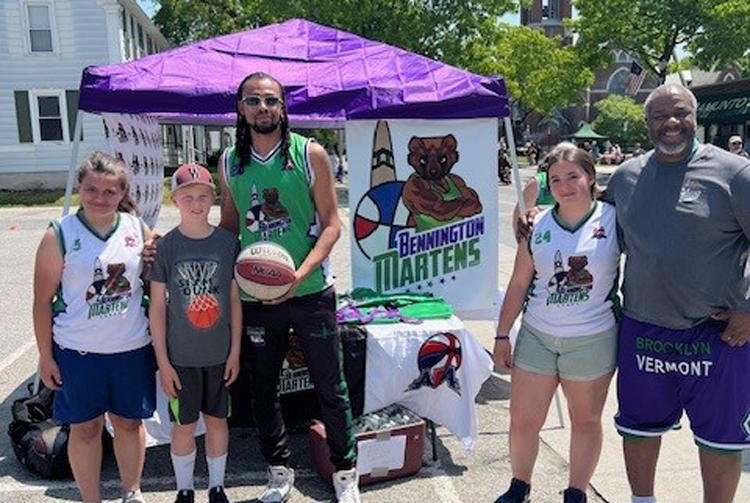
<box><xmin>514</xmin><ymin>321</ymin><xmax>618</xmax><ymax>381</ymax></box>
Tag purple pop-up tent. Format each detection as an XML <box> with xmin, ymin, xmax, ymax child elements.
<box><xmin>65</xmin><ymin>19</ymin><xmax>524</xmax><ymax>218</ymax></box>
<box><xmin>78</xmin><ymin>18</ymin><xmax>509</xmax><ymax>127</ymax></box>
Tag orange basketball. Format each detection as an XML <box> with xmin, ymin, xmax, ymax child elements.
<box><xmin>187</xmin><ymin>294</ymin><xmax>220</xmax><ymax>329</ymax></box>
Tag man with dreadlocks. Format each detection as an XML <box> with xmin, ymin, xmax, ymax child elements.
<box><xmin>218</xmin><ymin>73</ymin><xmax>360</xmax><ymax>503</ymax></box>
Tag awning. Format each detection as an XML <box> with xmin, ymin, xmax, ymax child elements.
<box><xmin>696</xmin><ymin>92</ymin><xmax>750</xmax><ymax>124</ymax></box>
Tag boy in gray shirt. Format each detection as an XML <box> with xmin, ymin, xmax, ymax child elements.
<box><xmin>150</xmin><ymin>164</ymin><xmax>241</xmax><ymax>503</ymax></box>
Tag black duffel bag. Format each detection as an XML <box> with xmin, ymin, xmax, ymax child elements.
<box><xmin>8</xmin><ymin>383</ymin><xmax>71</xmax><ymax>479</ymax></box>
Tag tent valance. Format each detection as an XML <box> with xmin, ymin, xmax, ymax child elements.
<box><xmin>78</xmin><ymin>19</ymin><xmax>509</xmax><ymax>127</ymax></box>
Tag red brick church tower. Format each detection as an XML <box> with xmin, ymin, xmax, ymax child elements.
<box><xmin>518</xmin><ymin>0</ymin><xmax>658</xmax><ymax>146</ymax></box>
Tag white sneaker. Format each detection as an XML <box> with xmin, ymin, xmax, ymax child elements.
<box><xmin>121</xmin><ymin>488</ymin><xmax>147</xmax><ymax>503</ymax></box>
<box><xmin>332</xmin><ymin>468</ymin><xmax>361</xmax><ymax>503</ymax></box>
<box><xmin>258</xmin><ymin>465</ymin><xmax>295</xmax><ymax>503</ymax></box>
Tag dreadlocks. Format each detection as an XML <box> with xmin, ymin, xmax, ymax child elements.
<box><xmin>235</xmin><ymin>72</ymin><xmax>292</xmax><ymax>175</ymax></box>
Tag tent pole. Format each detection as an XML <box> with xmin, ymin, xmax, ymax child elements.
<box><xmin>33</xmin><ymin>109</ymin><xmax>85</xmax><ymax>395</ymax></box>
<box><xmin>503</xmin><ymin>116</ymin><xmax>525</xmax><ymax>213</ymax></box>
<box><xmin>62</xmin><ymin>110</ymin><xmax>85</xmax><ymax>217</ymax></box>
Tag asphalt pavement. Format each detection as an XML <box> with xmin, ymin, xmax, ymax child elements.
<box><xmin>0</xmin><ymin>166</ymin><xmax>747</xmax><ymax>502</ymax></box>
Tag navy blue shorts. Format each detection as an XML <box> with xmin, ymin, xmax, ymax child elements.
<box><xmin>53</xmin><ymin>343</ymin><xmax>157</xmax><ymax>424</ymax></box>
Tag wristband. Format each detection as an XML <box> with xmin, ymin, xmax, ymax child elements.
<box><xmin>494</xmin><ymin>335</ymin><xmax>510</xmax><ymax>341</ymax></box>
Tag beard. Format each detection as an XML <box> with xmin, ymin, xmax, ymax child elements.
<box><xmin>655</xmin><ymin>138</ymin><xmax>690</xmax><ymax>157</ymax></box>
<box><xmin>250</xmin><ymin>117</ymin><xmax>281</xmax><ymax>134</ymax></box>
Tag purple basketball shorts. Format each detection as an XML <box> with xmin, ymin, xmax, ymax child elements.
<box><xmin>615</xmin><ymin>315</ymin><xmax>750</xmax><ymax>450</ymax></box>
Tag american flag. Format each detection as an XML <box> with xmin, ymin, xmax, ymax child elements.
<box><xmin>625</xmin><ymin>61</ymin><xmax>646</xmax><ymax>95</ymax></box>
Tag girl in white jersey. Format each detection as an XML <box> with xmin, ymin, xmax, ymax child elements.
<box><xmin>33</xmin><ymin>152</ymin><xmax>154</xmax><ymax>503</ymax></box>
<box><xmin>493</xmin><ymin>144</ymin><xmax>620</xmax><ymax>503</ymax></box>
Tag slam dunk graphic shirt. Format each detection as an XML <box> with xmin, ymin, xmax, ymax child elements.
<box><xmin>150</xmin><ymin>227</ymin><xmax>239</xmax><ymax>367</ymax></box>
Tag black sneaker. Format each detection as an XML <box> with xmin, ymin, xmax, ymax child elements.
<box><xmin>495</xmin><ymin>478</ymin><xmax>531</xmax><ymax>503</ymax></box>
<box><xmin>174</xmin><ymin>489</ymin><xmax>194</xmax><ymax>503</ymax></box>
<box><xmin>562</xmin><ymin>487</ymin><xmax>587</xmax><ymax>503</ymax></box>
<box><xmin>209</xmin><ymin>486</ymin><xmax>230</xmax><ymax>503</ymax></box>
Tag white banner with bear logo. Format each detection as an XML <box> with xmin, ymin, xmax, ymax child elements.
<box><xmin>101</xmin><ymin>113</ymin><xmax>164</xmax><ymax>229</ymax></box>
<box><xmin>347</xmin><ymin>119</ymin><xmax>499</xmax><ymax>318</ymax></box>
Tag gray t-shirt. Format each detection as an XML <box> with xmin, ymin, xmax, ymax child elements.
<box><xmin>605</xmin><ymin>144</ymin><xmax>750</xmax><ymax>329</ymax></box>
<box><xmin>150</xmin><ymin>226</ymin><xmax>239</xmax><ymax>366</ymax></box>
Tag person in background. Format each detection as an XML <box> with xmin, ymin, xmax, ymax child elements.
<box><xmin>727</xmin><ymin>135</ymin><xmax>749</xmax><ymax>159</ymax></box>
<box><xmin>33</xmin><ymin>152</ymin><xmax>155</xmax><ymax>503</ymax></box>
<box><xmin>511</xmin><ymin>159</ymin><xmax>555</xmax><ymax>240</ymax></box>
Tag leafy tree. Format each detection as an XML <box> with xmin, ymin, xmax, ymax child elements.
<box><xmin>592</xmin><ymin>95</ymin><xmax>649</xmax><ymax>147</ymax></box>
<box><xmin>573</xmin><ymin>0</ymin><xmax>750</xmax><ymax>83</ymax></box>
<box><xmin>470</xmin><ymin>25</ymin><xmax>594</xmax><ymax>122</ymax></box>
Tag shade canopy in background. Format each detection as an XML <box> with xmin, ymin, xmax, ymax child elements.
<box><xmin>566</xmin><ymin>123</ymin><xmax>607</xmax><ymax>140</ymax></box>
<box><xmin>78</xmin><ymin>19</ymin><xmax>510</xmax><ymax>128</ymax></box>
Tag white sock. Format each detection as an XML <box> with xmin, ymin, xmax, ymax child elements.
<box><xmin>207</xmin><ymin>453</ymin><xmax>228</xmax><ymax>490</ymax></box>
<box><xmin>632</xmin><ymin>496</ymin><xmax>656</xmax><ymax>503</ymax></box>
<box><xmin>171</xmin><ymin>450</ymin><xmax>196</xmax><ymax>491</ymax></box>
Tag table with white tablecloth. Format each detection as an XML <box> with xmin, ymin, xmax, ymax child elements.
<box><xmin>363</xmin><ymin>316</ymin><xmax>493</xmax><ymax>450</ymax></box>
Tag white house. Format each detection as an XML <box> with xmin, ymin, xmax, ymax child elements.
<box><xmin>0</xmin><ymin>0</ymin><xmax>168</xmax><ymax>189</ymax></box>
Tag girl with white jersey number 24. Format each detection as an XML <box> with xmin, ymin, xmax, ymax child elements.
<box><xmin>33</xmin><ymin>152</ymin><xmax>155</xmax><ymax>503</ymax></box>
<box><xmin>493</xmin><ymin>143</ymin><xmax>621</xmax><ymax>503</ymax></box>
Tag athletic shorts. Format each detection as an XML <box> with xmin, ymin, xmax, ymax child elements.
<box><xmin>615</xmin><ymin>316</ymin><xmax>750</xmax><ymax>451</ymax></box>
<box><xmin>168</xmin><ymin>364</ymin><xmax>230</xmax><ymax>425</ymax></box>
<box><xmin>53</xmin><ymin>343</ymin><xmax>156</xmax><ymax>424</ymax></box>
<box><xmin>514</xmin><ymin>322</ymin><xmax>618</xmax><ymax>381</ymax></box>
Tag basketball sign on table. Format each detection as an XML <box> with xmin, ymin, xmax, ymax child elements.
<box><xmin>235</xmin><ymin>242</ymin><xmax>296</xmax><ymax>301</ymax></box>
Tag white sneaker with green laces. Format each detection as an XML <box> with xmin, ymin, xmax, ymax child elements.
<box><xmin>258</xmin><ymin>465</ymin><xmax>295</xmax><ymax>503</ymax></box>
<box><xmin>332</xmin><ymin>468</ymin><xmax>361</xmax><ymax>503</ymax></box>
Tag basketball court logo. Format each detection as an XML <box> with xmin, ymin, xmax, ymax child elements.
<box><xmin>406</xmin><ymin>332</ymin><xmax>463</xmax><ymax>395</ymax></box>
<box><xmin>176</xmin><ymin>260</ymin><xmax>221</xmax><ymax>330</ymax></box>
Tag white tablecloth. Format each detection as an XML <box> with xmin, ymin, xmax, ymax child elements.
<box><xmin>363</xmin><ymin>316</ymin><xmax>492</xmax><ymax>450</ymax></box>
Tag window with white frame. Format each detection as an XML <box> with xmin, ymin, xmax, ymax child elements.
<box><xmin>25</xmin><ymin>2</ymin><xmax>55</xmax><ymax>53</ymax></box>
<box><xmin>121</xmin><ymin>8</ymin><xmax>131</xmax><ymax>60</ymax></box>
<box><xmin>31</xmin><ymin>91</ymin><xmax>69</xmax><ymax>142</ymax></box>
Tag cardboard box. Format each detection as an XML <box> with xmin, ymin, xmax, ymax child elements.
<box><xmin>308</xmin><ymin>419</ymin><xmax>425</xmax><ymax>485</ymax></box>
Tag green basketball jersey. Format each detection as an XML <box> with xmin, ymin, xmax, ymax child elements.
<box><xmin>535</xmin><ymin>172</ymin><xmax>555</xmax><ymax>207</ymax></box>
<box><xmin>413</xmin><ymin>176</ymin><xmax>463</xmax><ymax>232</ymax></box>
<box><xmin>224</xmin><ymin>132</ymin><xmax>331</xmax><ymax>300</ymax></box>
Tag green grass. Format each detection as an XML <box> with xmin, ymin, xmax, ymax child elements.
<box><xmin>0</xmin><ymin>179</ymin><xmax>174</xmax><ymax>207</ymax></box>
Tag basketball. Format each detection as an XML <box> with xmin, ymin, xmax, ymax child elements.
<box><xmin>187</xmin><ymin>294</ymin><xmax>221</xmax><ymax>329</ymax></box>
<box><xmin>235</xmin><ymin>242</ymin><xmax>296</xmax><ymax>301</ymax></box>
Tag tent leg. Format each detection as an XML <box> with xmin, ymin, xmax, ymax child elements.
<box><xmin>503</xmin><ymin>116</ymin><xmax>526</xmax><ymax>213</ymax></box>
<box><xmin>33</xmin><ymin>110</ymin><xmax>85</xmax><ymax>396</ymax></box>
<box><xmin>62</xmin><ymin>110</ymin><xmax>85</xmax><ymax>218</ymax></box>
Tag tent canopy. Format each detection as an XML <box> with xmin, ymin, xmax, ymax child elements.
<box><xmin>78</xmin><ymin>19</ymin><xmax>509</xmax><ymax>127</ymax></box>
<box><xmin>566</xmin><ymin>123</ymin><xmax>607</xmax><ymax>140</ymax></box>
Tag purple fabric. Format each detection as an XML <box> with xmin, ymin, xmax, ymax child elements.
<box><xmin>615</xmin><ymin>315</ymin><xmax>750</xmax><ymax>449</ymax></box>
<box><xmin>79</xmin><ymin>19</ymin><xmax>508</xmax><ymax>126</ymax></box>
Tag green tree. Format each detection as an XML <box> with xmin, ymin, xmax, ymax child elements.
<box><xmin>592</xmin><ymin>95</ymin><xmax>649</xmax><ymax>147</ymax></box>
<box><xmin>573</xmin><ymin>0</ymin><xmax>750</xmax><ymax>83</ymax></box>
<box><xmin>152</xmin><ymin>0</ymin><xmax>515</xmax><ymax>67</ymax></box>
<box><xmin>471</xmin><ymin>25</ymin><xmax>594</xmax><ymax>122</ymax></box>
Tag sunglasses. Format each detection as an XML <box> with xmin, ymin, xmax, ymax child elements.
<box><xmin>241</xmin><ymin>96</ymin><xmax>281</xmax><ymax>107</ymax></box>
